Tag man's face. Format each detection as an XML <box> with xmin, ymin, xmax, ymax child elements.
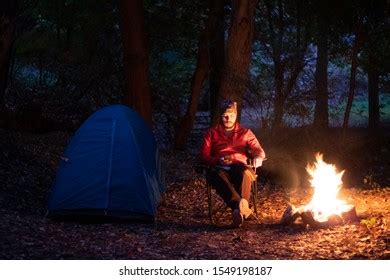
<box><xmin>221</xmin><ymin>112</ymin><xmax>237</xmax><ymax>130</ymax></box>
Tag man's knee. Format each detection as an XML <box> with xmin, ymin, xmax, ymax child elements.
<box><xmin>243</xmin><ymin>168</ymin><xmax>256</xmax><ymax>182</ymax></box>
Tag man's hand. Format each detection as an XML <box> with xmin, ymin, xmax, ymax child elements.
<box><xmin>253</xmin><ymin>157</ymin><xmax>263</xmax><ymax>168</ymax></box>
<box><xmin>219</xmin><ymin>155</ymin><xmax>233</xmax><ymax>166</ymax></box>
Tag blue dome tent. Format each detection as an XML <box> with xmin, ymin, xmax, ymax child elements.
<box><xmin>47</xmin><ymin>105</ymin><xmax>165</xmax><ymax>222</ymax></box>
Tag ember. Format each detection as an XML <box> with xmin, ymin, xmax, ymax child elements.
<box><xmin>281</xmin><ymin>153</ymin><xmax>358</xmax><ymax>228</ymax></box>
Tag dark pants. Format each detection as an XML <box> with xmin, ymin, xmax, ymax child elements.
<box><xmin>206</xmin><ymin>164</ymin><xmax>252</xmax><ymax>210</ymax></box>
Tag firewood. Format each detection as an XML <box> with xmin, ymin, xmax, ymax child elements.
<box><xmin>341</xmin><ymin>205</ymin><xmax>358</xmax><ymax>222</ymax></box>
<box><xmin>280</xmin><ymin>205</ymin><xmax>302</xmax><ymax>225</ymax></box>
<box><xmin>326</xmin><ymin>214</ymin><xmax>343</xmax><ymax>226</ymax></box>
<box><xmin>301</xmin><ymin>211</ymin><xmax>317</xmax><ymax>227</ymax></box>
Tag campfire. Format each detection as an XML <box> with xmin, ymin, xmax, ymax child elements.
<box><xmin>281</xmin><ymin>153</ymin><xmax>358</xmax><ymax>228</ymax></box>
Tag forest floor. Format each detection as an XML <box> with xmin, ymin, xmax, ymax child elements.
<box><xmin>0</xmin><ymin>129</ymin><xmax>389</xmax><ymax>259</ymax></box>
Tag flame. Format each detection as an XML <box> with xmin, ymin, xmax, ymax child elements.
<box><xmin>304</xmin><ymin>153</ymin><xmax>348</xmax><ymax>222</ymax></box>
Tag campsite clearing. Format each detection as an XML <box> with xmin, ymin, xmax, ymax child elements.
<box><xmin>0</xmin><ymin>130</ymin><xmax>389</xmax><ymax>259</ymax></box>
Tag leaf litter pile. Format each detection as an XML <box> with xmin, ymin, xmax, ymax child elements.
<box><xmin>0</xmin><ymin>130</ymin><xmax>389</xmax><ymax>259</ymax></box>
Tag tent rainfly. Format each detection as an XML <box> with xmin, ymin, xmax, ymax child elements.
<box><xmin>47</xmin><ymin>105</ymin><xmax>165</xmax><ymax>222</ymax></box>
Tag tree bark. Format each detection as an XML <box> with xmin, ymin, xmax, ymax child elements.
<box><xmin>313</xmin><ymin>7</ymin><xmax>329</xmax><ymax>129</ymax></box>
<box><xmin>173</xmin><ymin>0</ymin><xmax>225</xmax><ymax>149</ymax></box>
<box><xmin>343</xmin><ymin>18</ymin><xmax>363</xmax><ymax>131</ymax></box>
<box><xmin>368</xmin><ymin>53</ymin><xmax>380</xmax><ymax>129</ymax></box>
<box><xmin>209</xmin><ymin>0</ymin><xmax>225</xmax><ymax>122</ymax></box>
<box><xmin>119</xmin><ymin>0</ymin><xmax>152</xmax><ymax>126</ymax></box>
<box><xmin>212</xmin><ymin>0</ymin><xmax>257</xmax><ymax>125</ymax></box>
<box><xmin>0</xmin><ymin>1</ymin><xmax>17</xmax><ymax>121</ymax></box>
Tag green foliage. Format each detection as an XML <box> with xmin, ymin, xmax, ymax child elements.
<box><xmin>4</xmin><ymin>0</ymin><xmax>389</xmax><ymax>135</ymax></box>
<box><xmin>146</xmin><ymin>0</ymin><xmax>207</xmax><ymax>114</ymax></box>
<box><xmin>6</xmin><ymin>0</ymin><xmax>122</xmax><ymax>127</ymax></box>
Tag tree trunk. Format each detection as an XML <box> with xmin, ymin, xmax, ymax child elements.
<box><xmin>0</xmin><ymin>1</ymin><xmax>17</xmax><ymax>122</ymax></box>
<box><xmin>119</xmin><ymin>0</ymin><xmax>152</xmax><ymax>126</ymax></box>
<box><xmin>264</xmin><ymin>0</ymin><xmax>285</xmax><ymax>130</ymax></box>
<box><xmin>212</xmin><ymin>0</ymin><xmax>256</xmax><ymax>125</ymax></box>
<box><xmin>368</xmin><ymin>53</ymin><xmax>380</xmax><ymax>129</ymax></box>
<box><xmin>173</xmin><ymin>0</ymin><xmax>225</xmax><ymax>149</ymax></box>
<box><xmin>272</xmin><ymin>60</ymin><xmax>285</xmax><ymax>129</ymax></box>
<box><xmin>209</xmin><ymin>0</ymin><xmax>225</xmax><ymax>122</ymax></box>
<box><xmin>343</xmin><ymin>19</ymin><xmax>363</xmax><ymax>131</ymax></box>
<box><xmin>313</xmin><ymin>8</ymin><xmax>329</xmax><ymax>129</ymax></box>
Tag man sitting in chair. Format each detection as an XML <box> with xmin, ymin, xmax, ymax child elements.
<box><xmin>198</xmin><ymin>99</ymin><xmax>266</xmax><ymax>228</ymax></box>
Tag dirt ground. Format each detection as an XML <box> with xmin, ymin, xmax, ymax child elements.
<box><xmin>0</xmin><ymin>130</ymin><xmax>389</xmax><ymax>259</ymax></box>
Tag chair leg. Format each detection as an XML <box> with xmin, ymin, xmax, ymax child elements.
<box><xmin>207</xmin><ymin>183</ymin><xmax>213</xmax><ymax>224</ymax></box>
<box><xmin>252</xmin><ymin>180</ymin><xmax>259</xmax><ymax>218</ymax></box>
<box><xmin>207</xmin><ymin>183</ymin><xmax>229</xmax><ymax>225</ymax></box>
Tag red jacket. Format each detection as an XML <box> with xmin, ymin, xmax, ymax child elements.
<box><xmin>199</xmin><ymin>123</ymin><xmax>265</xmax><ymax>166</ymax></box>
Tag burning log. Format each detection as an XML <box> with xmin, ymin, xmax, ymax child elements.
<box><xmin>300</xmin><ymin>211</ymin><xmax>316</xmax><ymax>227</ymax></box>
<box><xmin>280</xmin><ymin>205</ymin><xmax>302</xmax><ymax>225</ymax></box>
<box><xmin>340</xmin><ymin>205</ymin><xmax>358</xmax><ymax>222</ymax></box>
<box><xmin>280</xmin><ymin>205</ymin><xmax>358</xmax><ymax>228</ymax></box>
